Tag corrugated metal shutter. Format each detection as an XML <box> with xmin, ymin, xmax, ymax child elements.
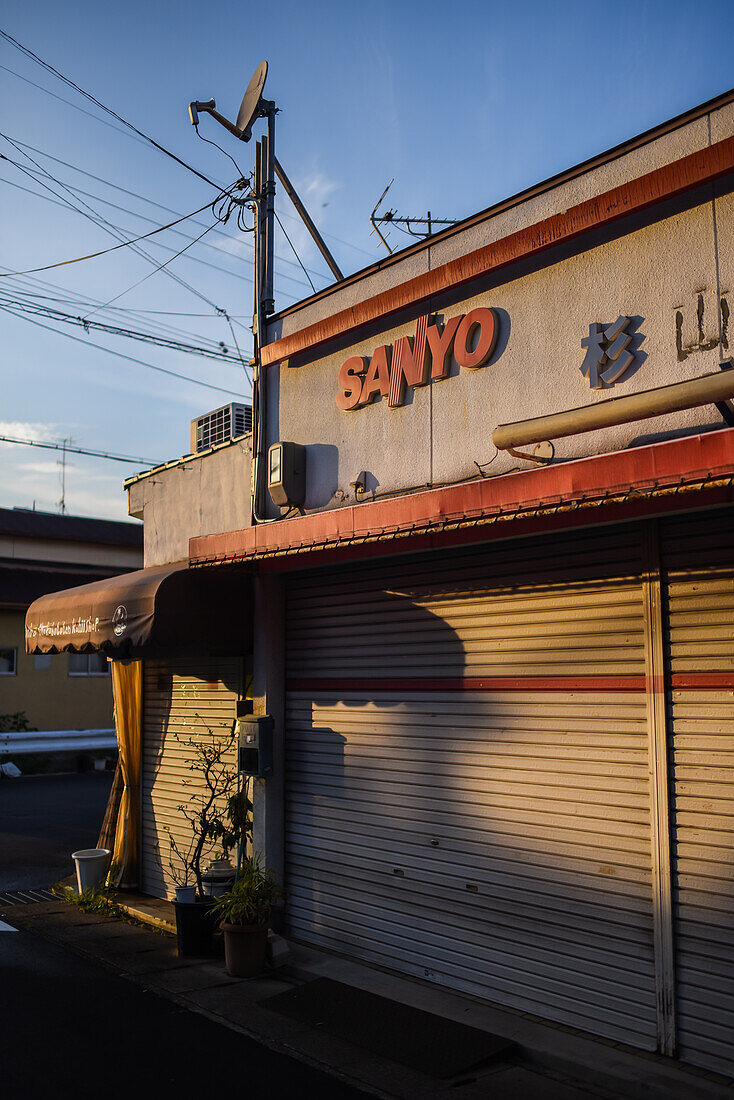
<box><xmin>662</xmin><ymin>507</ymin><xmax>734</xmax><ymax>1077</ymax></box>
<box><xmin>141</xmin><ymin>656</ymin><xmax>242</xmax><ymax>899</ymax></box>
<box><xmin>285</xmin><ymin>524</ymin><xmax>658</xmax><ymax>1048</ymax></box>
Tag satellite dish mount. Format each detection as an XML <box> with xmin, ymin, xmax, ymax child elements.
<box><xmin>189</xmin><ymin>60</ymin><xmax>342</xmax><ymax>321</ymax></box>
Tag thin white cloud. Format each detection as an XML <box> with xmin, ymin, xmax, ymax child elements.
<box><xmin>16</xmin><ymin>461</ymin><xmax>62</xmax><ymax>476</ymax></box>
<box><xmin>0</xmin><ymin>421</ymin><xmax>61</xmax><ymax>442</ymax></box>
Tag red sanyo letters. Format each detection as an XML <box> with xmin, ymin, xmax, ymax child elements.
<box><xmin>335</xmin><ymin>307</ymin><xmax>499</xmax><ymax>411</ymax></box>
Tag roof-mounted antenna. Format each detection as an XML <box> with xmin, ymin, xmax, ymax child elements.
<box><xmin>370</xmin><ymin>179</ymin><xmax>394</xmax><ymax>254</ymax></box>
<box><xmin>189</xmin><ymin>60</ymin><xmax>343</xmax><ymax>315</ymax></box>
<box><xmin>370</xmin><ymin>179</ymin><xmax>459</xmax><ymax>255</ymax></box>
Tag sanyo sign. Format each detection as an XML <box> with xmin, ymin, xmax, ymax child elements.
<box><xmin>335</xmin><ymin>307</ymin><xmax>500</xmax><ymax>411</ymax></box>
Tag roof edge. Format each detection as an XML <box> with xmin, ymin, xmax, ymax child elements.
<box><xmin>269</xmin><ymin>87</ymin><xmax>734</xmax><ymax>326</ymax></box>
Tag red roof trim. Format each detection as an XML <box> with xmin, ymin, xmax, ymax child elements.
<box><xmin>189</xmin><ymin>428</ymin><xmax>734</xmax><ymax>567</ymax></box>
<box><xmin>262</xmin><ymin>136</ymin><xmax>734</xmax><ymax>368</ymax></box>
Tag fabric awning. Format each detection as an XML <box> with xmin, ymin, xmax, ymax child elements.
<box><xmin>25</xmin><ymin>560</ymin><xmax>250</xmax><ymax>655</ymax></box>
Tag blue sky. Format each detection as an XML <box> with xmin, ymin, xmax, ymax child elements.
<box><xmin>1</xmin><ymin>0</ymin><xmax>733</xmax><ymax>520</ymax></box>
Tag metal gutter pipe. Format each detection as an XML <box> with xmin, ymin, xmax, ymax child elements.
<box><xmin>492</xmin><ymin>366</ymin><xmax>734</xmax><ymax>451</ymax></box>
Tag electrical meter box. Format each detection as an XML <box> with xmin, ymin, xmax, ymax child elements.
<box><xmin>236</xmin><ymin>714</ymin><xmax>273</xmax><ymax>777</ymax></box>
<box><xmin>268</xmin><ymin>441</ymin><xmax>306</xmax><ymax>508</ymax></box>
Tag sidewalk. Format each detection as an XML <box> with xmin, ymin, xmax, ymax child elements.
<box><xmin>6</xmin><ymin>891</ymin><xmax>733</xmax><ymax>1100</ymax></box>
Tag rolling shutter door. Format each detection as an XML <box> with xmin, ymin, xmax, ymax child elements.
<box><xmin>662</xmin><ymin>507</ymin><xmax>734</xmax><ymax>1077</ymax></box>
<box><xmin>285</xmin><ymin>524</ymin><xmax>658</xmax><ymax>1048</ymax></box>
<box><xmin>141</xmin><ymin>656</ymin><xmax>241</xmax><ymax>899</ymax></box>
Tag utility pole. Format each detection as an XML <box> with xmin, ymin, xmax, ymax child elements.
<box><xmin>57</xmin><ymin>437</ymin><xmax>70</xmax><ymax>514</ymax></box>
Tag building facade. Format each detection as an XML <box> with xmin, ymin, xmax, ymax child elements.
<box><xmin>2</xmin><ymin>508</ymin><xmax>142</xmax><ymax>731</ymax></box>
<box><xmin>29</xmin><ymin>90</ymin><xmax>734</xmax><ymax>1077</ymax></box>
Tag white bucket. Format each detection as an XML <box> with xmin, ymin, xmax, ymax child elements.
<box><xmin>174</xmin><ymin>885</ymin><xmax>197</xmax><ymax>904</ymax></box>
<box><xmin>71</xmin><ymin>848</ymin><xmax>110</xmax><ymax>893</ymax></box>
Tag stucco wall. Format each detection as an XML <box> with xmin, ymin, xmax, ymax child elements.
<box><xmin>0</xmin><ymin>609</ymin><xmax>114</xmax><ymax>731</ymax></box>
<box><xmin>263</xmin><ymin>188</ymin><xmax>732</xmax><ymax>515</ymax></box>
<box><xmin>127</xmin><ymin>438</ymin><xmax>252</xmax><ymax>566</ymax></box>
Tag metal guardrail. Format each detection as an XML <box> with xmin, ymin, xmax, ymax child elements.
<box><xmin>0</xmin><ymin>729</ymin><xmax>117</xmax><ymax>755</ymax></box>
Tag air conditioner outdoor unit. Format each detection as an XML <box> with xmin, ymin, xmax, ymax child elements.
<box><xmin>190</xmin><ymin>403</ymin><xmax>252</xmax><ymax>454</ymax></box>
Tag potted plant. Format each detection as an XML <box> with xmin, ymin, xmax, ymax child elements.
<box><xmin>166</xmin><ymin>717</ymin><xmax>253</xmax><ymax>957</ymax></box>
<box><xmin>163</xmin><ymin>826</ymin><xmax>197</xmax><ymax>904</ymax></box>
<box><xmin>212</xmin><ymin>855</ymin><xmax>282</xmax><ymax>977</ymax></box>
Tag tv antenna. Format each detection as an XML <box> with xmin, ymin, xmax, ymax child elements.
<box><xmin>370</xmin><ymin>179</ymin><xmax>458</xmax><ymax>254</ymax></box>
<box><xmin>189</xmin><ymin>60</ymin><xmax>343</xmax><ymax>326</ymax></box>
<box><xmin>57</xmin><ymin>436</ymin><xmax>70</xmax><ymax>515</ymax></box>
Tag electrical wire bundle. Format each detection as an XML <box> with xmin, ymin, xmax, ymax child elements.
<box><xmin>211</xmin><ymin>176</ymin><xmax>255</xmax><ymax>234</ymax></box>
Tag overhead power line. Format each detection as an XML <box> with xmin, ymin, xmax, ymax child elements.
<box><xmin>0</xmin><ymin>62</ymin><xmax>153</xmax><ymax>151</ymax></box>
<box><xmin>0</xmin><ymin>136</ymin><xmax>228</xmax><ymax>312</ymax></box>
<box><xmin>0</xmin><ymin>294</ymin><xmax>246</xmax><ymax>364</ymax></box>
<box><xmin>0</xmin><ymin>265</ymin><xmax>254</xmax><ymax>360</ymax></box>
<box><xmin>0</xmin><ymin>303</ymin><xmax>250</xmax><ymax>398</ymax></box>
<box><xmin>0</xmin><ymin>434</ymin><xmax>160</xmax><ymax>466</ymax></box>
<box><xmin>0</xmin><ymin>30</ymin><xmax>223</xmax><ymax>190</ymax></box>
<box><xmin>6</xmin><ymin>137</ymin><xmax>338</xmax><ymax>283</ymax></box>
<box><xmin>82</xmin><ymin>218</ymin><xmax>222</xmax><ymax>319</ymax></box>
<box><xmin>0</xmin><ymin>172</ymin><xmax>220</xmax><ymax>277</ymax></box>
<box><xmin>0</xmin><ymin>132</ymin><xmax>254</xmax><ymax>334</ymax></box>
<box><xmin>0</xmin><ymin>164</ymin><xmax>309</xmax><ymax>299</ymax></box>
<box><xmin>0</xmin><ymin>65</ymin><xmax>374</xmax><ymax>263</ymax></box>
<box><xmin>275</xmin><ymin>211</ymin><xmax>316</xmax><ymax>292</ymax></box>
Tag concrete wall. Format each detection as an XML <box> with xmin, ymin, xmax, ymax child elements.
<box><xmin>126</xmin><ymin>438</ymin><xmax>252</xmax><ymax>567</ymax></box>
<box><xmin>0</xmin><ymin>609</ymin><xmax>114</xmax><ymax>731</ymax></box>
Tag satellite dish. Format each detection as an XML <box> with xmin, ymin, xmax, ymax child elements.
<box><xmin>236</xmin><ymin>61</ymin><xmax>268</xmax><ymax>141</ymax></box>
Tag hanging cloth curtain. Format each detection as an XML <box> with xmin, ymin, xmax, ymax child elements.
<box><xmin>110</xmin><ymin>659</ymin><xmax>142</xmax><ymax>888</ymax></box>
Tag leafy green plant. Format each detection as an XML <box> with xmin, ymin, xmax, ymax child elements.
<box><xmin>211</xmin><ymin>855</ymin><xmax>282</xmax><ymax>927</ymax></box>
<box><xmin>168</xmin><ymin>717</ymin><xmax>252</xmax><ymax>897</ymax></box>
<box><xmin>54</xmin><ymin>882</ymin><xmax>122</xmax><ymax>918</ymax></box>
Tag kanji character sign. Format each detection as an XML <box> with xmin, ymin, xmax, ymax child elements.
<box><xmin>580</xmin><ymin>316</ymin><xmax>635</xmax><ymax>389</ymax></box>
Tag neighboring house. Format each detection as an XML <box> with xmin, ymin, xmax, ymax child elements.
<box><xmin>1</xmin><ymin>507</ymin><xmax>142</xmax><ymax>730</ymax></box>
<box><xmin>27</xmin><ymin>90</ymin><xmax>734</xmax><ymax>1080</ymax></box>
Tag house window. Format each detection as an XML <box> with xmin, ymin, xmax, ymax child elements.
<box><xmin>34</xmin><ymin>654</ymin><xmax>52</xmax><ymax>671</ymax></box>
<box><xmin>0</xmin><ymin>648</ymin><xmax>17</xmax><ymax>675</ymax></box>
<box><xmin>68</xmin><ymin>652</ymin><xmax>110</xmax><ymax>676</ymax></box>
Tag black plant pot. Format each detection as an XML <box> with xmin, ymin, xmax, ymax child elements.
<box><xmin>174</xmin><ymin>898</ymin><xmax>217</xmax><ymax>958</ymax></box>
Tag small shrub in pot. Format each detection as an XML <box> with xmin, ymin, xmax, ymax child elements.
<box><xmin>212</xmin><ymin>856</ymin><xmax>283</xmax><ymax>977</ymax></box>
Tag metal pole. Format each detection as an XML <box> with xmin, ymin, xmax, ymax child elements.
<box><xmin>262</xmin><ymin>111</ymin><xmax>276</xmax><ymax>315</ymax></box>
<box><xmin>274</xmin><ymin>157</ymin><xmax>344</xmax><ymax>281</ymax></box>
<box><xmin>249</xmin><ymin>140</ymin><xmax>264</xmax><ymax>525</ymax></box>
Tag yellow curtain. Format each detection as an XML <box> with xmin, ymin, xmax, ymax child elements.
<box><xmin>110</xmin><ymin>659</ymin><xmax>142</xmax><ymax>889</ymax></box>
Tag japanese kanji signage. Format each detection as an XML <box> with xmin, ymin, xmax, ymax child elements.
<box><xmin>580</xmin><ymin>316</ymin><xmax>635</xmax><ymax>388</ymax></box>
<box><xmin>336</xmin><ymin>308</ymin><xmax>499</xmax><ymax>411</ymax></box>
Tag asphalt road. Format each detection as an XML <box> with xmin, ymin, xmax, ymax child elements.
<box><xmin>0</xmin><ymin>772</ymin><xmax>112</xmax><ymax>890</ymax></box>
<box><xmin>0</xmin><ymin>921</ymin><xmax>368</xmax><ymax>1100</ymax></box>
